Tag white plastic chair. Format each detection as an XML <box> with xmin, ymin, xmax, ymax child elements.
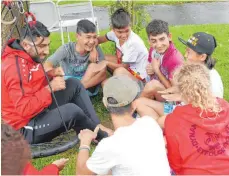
<box><xmin>30</xmin><ymin>1</ymin><xmax>60</xmax><ymax>32</ymax></box>
<box><xmin>30</xmin><ymin>0</ymin><xmax>99</xmax><ymax>45</ymax></box>
<box><xmin>56</xmin><ymin>0</ymin><xmax>99</xmax><ymax>44</ymax></box>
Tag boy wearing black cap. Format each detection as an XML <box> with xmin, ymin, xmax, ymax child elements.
<box><xmin>178</xmin><ymin>32</ymin><xmax>223</xmax><ymax>98</ymax></box>
<box><xmin>134</xmin><ymin>32</ymin><xmax>224</xmax><ymax>128</ymax></box>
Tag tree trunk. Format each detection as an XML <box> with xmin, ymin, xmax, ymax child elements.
<box><xmin>1</xmin><ymin>1</ymin><xmax>29</xmax><ymax>49</ymax></box>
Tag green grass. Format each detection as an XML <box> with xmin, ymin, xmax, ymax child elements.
<box><xmin>32</xmin><ymin>24</ymin><xmax>229</xmax><ymax>175</ymax></box>
<box><xmin>48</xmin><ymin>0</ymin><xmax>220</xmax><ymax>6</ymax></box>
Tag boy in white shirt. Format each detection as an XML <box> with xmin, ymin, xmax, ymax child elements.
<box><xmin>98</xmin><ymin>8</ymin><xmax>148</xmax><ymax>82</ymax></box>
<box><xmin>76</xmin><ymin>75</ymin><xmax>170</xmax><ymax>176</ymax></box>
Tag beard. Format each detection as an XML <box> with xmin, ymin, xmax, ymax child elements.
<box><xmin>31</xmin><ymin>55</ymin><xmax>42</xmax><ymax>63</ymax></box>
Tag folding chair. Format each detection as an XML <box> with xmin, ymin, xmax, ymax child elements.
<box><xmin>30</xmin><ymin>1</ymin><xmax>60</xmax><ymax>32</ymax></box>
<box><xmin>30</xmin><ymin>0</ymin><xmax>99</xmax><ymax>45</ymax></box>
<box><xmin>56</xmin><ymin>0</ymin><xmax>99</xmax><ymax>44</ymax></box>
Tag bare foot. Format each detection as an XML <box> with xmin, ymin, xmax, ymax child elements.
<box><xmin>98</xmin><ymin>124</ymin><xmax>114</xmax><ymax>136</ymax></box>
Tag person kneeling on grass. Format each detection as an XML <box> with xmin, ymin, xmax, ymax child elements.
<box><xmin>1</xmin><ymin>123</ymin><xmax>68</xmax><ymax>175</ymax></box>
<box><xmin>165</xmin><ymin>62</ymin><xmax>229</xmax><ymax>174</ymax></box>
<box><xmin>76</xmin><ymin>75</ymin><xmax>170</xmax><ymax>176</ymax></box>
<box><xmin>45</xmin><ymin>19</ymin><xmax>107</xmax><ymax>96</ymax></box>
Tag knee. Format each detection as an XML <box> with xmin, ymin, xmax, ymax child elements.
<box><xmin>100</xmin><ymin>66</ymin><xmax>107</xmax><ymax>75</ymax></box>
<box><xmin>87</xmin><ymin>63</ymin><xmax>97</xmax><ymax>70</ymax></box>
<box><xmin>113</xmin><ymin>67</ymin><xmax>127</xmax><ymax>76</ymax></box>
<box><xmin>60</xmin><ymin>103</ymin><xmax>84</xmax><ymax>121</ymax></box>
<box><xmin>144</xmin><ymin>80</ymin><xmax>161</xmax><ymax>91</ymax></box>
<box><xmin>133</xmin><ymin>97</ymin><xmax>147</xmax><ymax>107</ymax></box>
<box><xmin>66</xmin><ymin>77</ymin><xmax>84</xmax><ymax>91</ymax></box>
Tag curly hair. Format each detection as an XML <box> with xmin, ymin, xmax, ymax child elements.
<box><xmin>173</xmin><ymin>62</ymin><xmax>220</xmax><ymax>114</ymax></box>
<box><xmin>1</xmin><ymin>124</ymin><xmax>31</xmax><ymax>175</ymax></box>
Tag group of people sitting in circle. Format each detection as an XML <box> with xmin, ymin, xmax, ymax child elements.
<box><xmin>1</xmin><ymin>7</ymin><xmax>228</xmax><ymax>175</ymax></box>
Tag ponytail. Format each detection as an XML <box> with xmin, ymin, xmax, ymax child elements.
<box><xmin>204</xmin><ymin>55</ymin><xmax>216</xmax><ymax>70</ymax></box>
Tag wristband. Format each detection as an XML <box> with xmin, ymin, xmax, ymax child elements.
<box><xmin>79</xmin><ymin>145</ymin><xmax>90</xmax><ymax>152</ymax></box>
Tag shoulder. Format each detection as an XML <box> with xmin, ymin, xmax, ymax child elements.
<box><xmin>129</xmin><ymin>32</ymin><xmax>145</xmax><ymax>45</ymax></box>
<box><xmin>135</xmin><ymin>116</ymin><xmax>162</xmax><ymax>133</ymax></box>
<box><xmin>95</xmin><ymin>136</ymin><xmax>116</xmax><ymax>153</ymax></box>
<box><xmin>167</xmin><ymin>43</ymin><xmax>183</xmax><ymax>60</ymax></box>
<box><xmin>126</xmin><ymin>33</ymin><xmax>147</xmax><ymax>51</ymax></box>
<box><xmin>164</xmin><ymin>105</ymin><xmax>188</xmax><ymax>131</ymax></box>
<box><xmin>63</xmin><ymin>42</ymin><xmax>76</xmax><ymax>51</ymax></box>
<box><xmin>209</xmin><ymin>69</ymin><xmax>223</xmax><ymax>87</ymax></box>
<box><xmin>96</xmin><ymin>45</ymin><xmax>102</xmax><ymax>52</ymax></box>
<box><xmin>209</xmin><ymin>68</ymin><xmax>221</xmax><ymax>78</ymax></box>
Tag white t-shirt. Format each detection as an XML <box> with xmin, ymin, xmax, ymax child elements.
<box><xmin>86</xmin><ymin>116</ymin><xmax>170</xmax><ymax>176</ymax></box>
<box><xmin>106</xmin><ymin>30</ymin><xmax>148</xmax><ymax>79</ymax></box>
<box><xmin>210</xmin><ymin>69</ymin><xmax>224</xmax><ymax>98</ymax></box>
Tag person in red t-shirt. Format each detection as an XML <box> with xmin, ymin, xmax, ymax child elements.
<box><xmin>1</xmin><ymin>123</ymin><xmax>68</xmax><ymax>175</ymax></box>
<box><xmin>163</xmin><ymin>62</ymin><xmax>229</xmax><ymax>175</ymax></box>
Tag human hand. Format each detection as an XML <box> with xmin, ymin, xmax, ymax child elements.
<box><xmin>53</xmin><ymin>67</ymin><xmax>65</xmax><ymax>77</ymax></box>
<box><xmin>158</xmin><ymin>86</ymin><xmax>179</xmax><ymax>95</ymax></box>
<box><xmin>52</xmin><ymin>158</ymin><xmax>69</xmax><ymax>171</ymax></box>
<box><xmin>92</xmin><ymin>60</ymin><xmax>107</xmax><ymax>73</ymax></box>
<box><xmin>46</xmin><ymin>67</ymin><xmax>65</xmax><ymax>77</ymax></box>
<box><xmin>158</xmin><ymin>86</ymin><xmax>183</xmax><ymax>102</ymax></box>
<box><xmin>48</xmin><ymin>76</ymin><xmax>66</xmax><ymax>92</ymax></box>
<box><xmin>98</xmin><ymin>124</ymin><xmax>114</xmax><ymax>137</ymax></box>
<box><xmin>78</xmin><ymin>126</ymin><xmax>100</xmax><ymax>146</ymax></box>
<box><xmin>161</xmin><ymin>93</ymin><xmax>182</xmax><ymax>102</ymax></box>
<box><xmin>146</xmin><ymin>63</ymin><xmax>154</xmax><ymax>75</ymax></box>
<box><xmin>89</xmin><ymin>47</ymin><xmax>99</xmax><ymax>63</ymax></box>
<box><xmin>151</xmin><ymin>58</ymin><xmax>161</xmax><ymax>74</ymax></box>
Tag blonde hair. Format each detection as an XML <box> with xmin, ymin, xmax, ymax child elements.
<box><xmin>173</xmin><ymin>62</ymin><xmax>220</xmax><ymax>114</ymax></box>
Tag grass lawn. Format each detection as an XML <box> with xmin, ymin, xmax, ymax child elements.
<box><xmin>49</xmin><ymin>0</ymin><xmax>219</xmax><ymax>6</ymax></box>
<box><xmin>32</xmin><ymin>24</ymin><xmax>229</xmax><ymax>175</ymax></box>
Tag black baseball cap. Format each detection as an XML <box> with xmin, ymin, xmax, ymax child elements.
<box><xmin>178</xmin><ymin>32</ymin><xmax>217</xmax><ymax>55</ymax></box>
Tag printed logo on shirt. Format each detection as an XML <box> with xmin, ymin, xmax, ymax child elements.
<box><xmin>67</xmin><ymin>62</ymin><xmax>88</xmax><ymax>77</ymax></box>
<box><xmin>189</xmin><ymin>124</ymin><xmax>229</xmax><ymax>156</ymax></box>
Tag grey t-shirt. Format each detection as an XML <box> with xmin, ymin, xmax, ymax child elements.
<box><xmin>47</xmin><ymin>42</ymin><xmax>104</xmax><ymax>78</ymax></box>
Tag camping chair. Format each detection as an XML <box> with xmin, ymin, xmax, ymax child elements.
<box><xmin>56</xmin><ymin>0</ymin><xmax>99</xmax><ymax>44</ymax></box>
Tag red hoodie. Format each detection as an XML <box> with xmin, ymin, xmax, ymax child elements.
<box><xmin>165</xmin><ymin>98</ymin><xmax>229</xmax><ymax>175</ymax></box>
<box><xmin>23</xmin><ymin>162</ymin><xmax>59</xmax><ymax>175</ymax></box>
<box><xmin>1</xmin><ymin>39</ymin><xmax>52</xmax><ymax>130</ymax></box>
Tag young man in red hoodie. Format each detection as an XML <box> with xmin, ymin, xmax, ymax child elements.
<box><xmin>1</xmin><ymin>123</ymin><xmax>68</xmax><ymax>175</ymax></box>
<box><xmin>1</xmin><ymin>21</ymin><xmax>110</xmax><ymax>145</ymax></box>
<box><xmin>164</xmin><ymin>62</ymin><xmax>229</xmax><ymax>174</ymax></box>
<box><xmin>141</xmin><ymin>19</ymin><xmax>183</xmax><ymax>100</ymax></box>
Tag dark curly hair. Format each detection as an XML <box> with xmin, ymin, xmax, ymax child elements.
<box><xmin>1</xmin><ymin>124</ymin><xmax>31</xmax><ymax>175</ymax></box>
<box><xmin>146</xmin><ymin>19</ymin><xmax>169</xmax><ymax>37</ymax></box>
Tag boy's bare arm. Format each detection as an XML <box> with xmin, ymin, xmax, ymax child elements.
<box><xmin>106</xmin><ymin>61</ymin><xmax>129</xmax><ymax>71</ymax></box>
<box><xmin>155</xmin><ymin>69</ymin><xmax>172</xmax><ymax>88</ymax></box>
<box><xmin>97</xmin><ymin>36</ymin><xmax>108</xmax><ymax>44</ymax></box>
